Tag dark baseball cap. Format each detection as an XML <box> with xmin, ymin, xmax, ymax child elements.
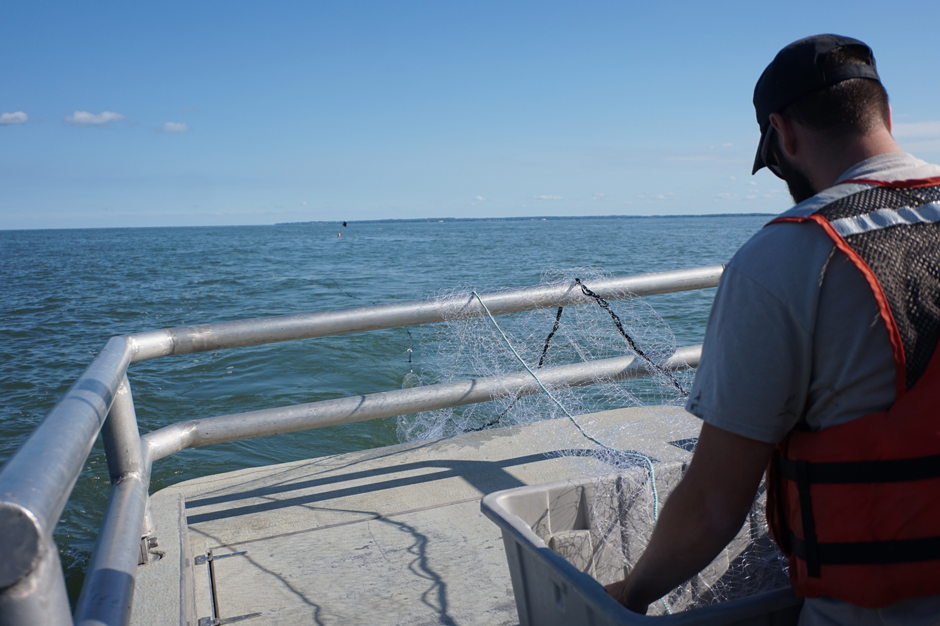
<box><xmin>752</xmin><ymin>34</ymin><xmax>881</xmax><ymax>174</ymax></box>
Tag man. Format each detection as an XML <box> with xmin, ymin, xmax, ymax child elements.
<box><xmin>605</xmin><ymin>35</ymin><xmax>940</xmax><ymax>624</ymax></box>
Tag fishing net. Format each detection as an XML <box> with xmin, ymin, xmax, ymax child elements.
<box><xmin>396</xmin><ymin>267</ymin><xmax>790</xmax><ymax>615</ymax></box>
<box><xmin>397</xmin><ymin>267</ymin><xmax>691</xmax><ymax>440</ymax></box>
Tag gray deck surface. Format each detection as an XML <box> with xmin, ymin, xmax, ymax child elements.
<box><xmin>131</xmin><ymin>406</ymin><xmax>699</xmax><ymax>626</ymax></box>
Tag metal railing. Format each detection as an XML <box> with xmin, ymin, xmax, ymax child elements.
<box><xmin>0</xmin><ymin>265</ymin><xmax>723</xmax><ymax>626</ymax></box>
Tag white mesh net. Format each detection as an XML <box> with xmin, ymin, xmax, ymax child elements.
<box><xmin>397</xmin><ymin>268</ymin><xmax>692</xmax><ymax>440</ymax></box>
<box><xmin>397</xmin><ymin>268</ymin><xmax>790</xmax><ymax>614</ymax></box>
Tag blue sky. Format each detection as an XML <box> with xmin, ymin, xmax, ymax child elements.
<box><xmin>2</xmin><ymin>1</ymin><xmax>939</xmax><ymax>229</ymax></box>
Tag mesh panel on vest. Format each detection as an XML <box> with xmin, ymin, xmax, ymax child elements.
<box><xmin>815</xmin><ymin>185</ymin><xmax>940</xmax><ymax>389</ymax></box>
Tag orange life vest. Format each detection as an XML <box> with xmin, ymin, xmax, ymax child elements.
<box><xmin>765</xmin><ymin>177</ymin><xmax>940</xmax><ymax>607</ymax></box>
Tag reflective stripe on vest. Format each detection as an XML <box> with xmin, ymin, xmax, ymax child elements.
<box><xmin>765</xmin><ymin>179</ymin><xmax>940</xmax><ymax>608</ymax></box>
<box><xmin>829</xmin><ymin>201</ymin><xmax>940</xmax><ymax>237</ymax></box>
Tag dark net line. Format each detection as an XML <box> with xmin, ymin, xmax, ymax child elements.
<box><xmin>465</xmin><ymin>275</ymin><xmax>689</xmax><ymax>434</ymax></box>
<box><xmin>575</xmin><ymin>278</ymin><xmax>689</xmax><ymax>397</ymax></box>
<box><xmin>465</xmin><ymin>306</ymin><xmax>565</xmax><ymax>432</ymax></box>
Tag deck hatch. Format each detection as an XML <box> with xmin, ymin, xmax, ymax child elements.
<box><xmin>197</xmin><ymin>549</ymin><xmax>262</xmax><ymax>626</ymax></box>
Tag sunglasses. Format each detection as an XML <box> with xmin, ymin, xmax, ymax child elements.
<box><xmin>760</xmin><ymin>126</ymin><xmax>784</xmax><ymax>180</ymax></box>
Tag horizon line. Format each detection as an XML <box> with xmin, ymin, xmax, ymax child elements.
<box><xmin>0</xmin><ymin>212</ymin><xmax>776</xmax><ymax>233</ymax></box>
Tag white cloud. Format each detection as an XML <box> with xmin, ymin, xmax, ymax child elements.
<box><xmin>475</xmin><ymin>196</ymin><xmax>486</xmax><ymax>201</ymax></box>
<box><xmin>892</xmin><ymin>121</ymin><xmax>940</xmax><ymax>139</ymax></box>
<box><xmin>64</xmin><ymin>111</ymin><xmax>125</xmax><ymax>126</ymax></box>
<box><xmin>160</xmin><ymin>121</ymin><xmax>191</xmax><ymax>133</ymax></box>
<box><xmin>535</xmin><ymin>195</ymin><xmax>562</xmax><ymax>200</ymax></box>
<box><xmin>0</xmin><ymin>111</ymin><xmax>28</xmax><ymax>125</ymax></box>
<box><xmin>592</xmin><ymin>192</ymin><xmax>605</xmax><ymax>200</ymax></box>
<box><xmin>300</xmin><ymin>201</ymin><xmax>307</xmax><ymax>206</ymax></box>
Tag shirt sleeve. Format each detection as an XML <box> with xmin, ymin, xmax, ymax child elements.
<box><xmin>685</xmin><ymin>244</ymin><xmax>816</xmax><ymax>444</ymax></box>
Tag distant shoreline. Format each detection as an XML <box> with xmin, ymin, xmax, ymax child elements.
<box><xmin>0</xmin><ymin>213</ymin><xmax>777</xmax><ymax>233</ymax></box>
<box><xmin>276</xmin><ymin>213</ymin><xmax>775</xmax><ymax>226</ymax></box>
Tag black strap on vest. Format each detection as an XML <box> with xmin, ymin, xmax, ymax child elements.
<box><xmin>787</xmin><ymin>531</ymin><xmax>940</xmax><ymax>566</ymax></box>
<box><xmin>776</xmin><ymin>453</ymin><xmax>940</xmax><ymax>484</ymax></box>
<box><xmin>776</xmin><ymin>454</ymin><xmax>940</xmax><ymax>575</ymax></box>
<box><xmin>792</xmin><ymin>460</ymin><xmax>822</xmax><ymax>576</ymax></box>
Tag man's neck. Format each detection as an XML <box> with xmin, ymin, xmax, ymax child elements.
<box><xmin>806</xmin><ymin>127</ymin><xmax>903</xmax><ymax>191</ymax></box>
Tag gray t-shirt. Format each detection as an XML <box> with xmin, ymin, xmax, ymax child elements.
<box><xmin>685</xmin><ymin>152</ymin><xmax>940</xmax><ymax>624</ymax></box>
<box><xmin>689</xmin><ymin>152</ymin><xmax>940</xmax><ymax>439</ymax></box>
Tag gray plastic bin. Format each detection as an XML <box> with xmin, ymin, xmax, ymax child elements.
<box><xmin>481</xmin><ymin>461</ymin><xmax>802</xmax><ymax>625</ymax></box>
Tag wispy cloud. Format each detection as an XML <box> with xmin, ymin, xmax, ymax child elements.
<box><xmin>666</xmin><ymin>155</ymin><xmax>718</xmax><ymax>162</ymax></box>
<box><xmin>893</xmin><ymin>121</ymin><xmax>940</xmax><ymax>152</ymax></box>
<box><xmin>636</xmin><ymin>192</ymin><xmax>679</xmax><ymax>201</ymax></box>
<box><xmin>893</xmin><ymin>121</ymin><xmax>940</xmax><ymax>139</ymax></box>
<box><xmin>159</xmin><ymin>121</ymin><xmax>191</xmax><ymax>133</ymax></box>
<box><xmin>0</xmin><ymin>111</ymin><xmax>28</xmax><ymax>125</ymax></box>
<box><xmin>474</xmin><ymin>195</ymin><xmax>486</xmax><ymax>201</ymax></box>
<box><xmin>716</xmin><ymin>188</ymin><xmax>785</xmax><ymax>202</ymax></box>
<box><xmin>64</xmin><ymin>111</ymin><xmax>125</xmax><ymax>126</ymax></box>
<box><xmin>664</xmin><ymin>142</ymin><xmax>740</xmax><ymax>164</ymax></box>
<box><xmin>592</xmin><ymin>192</ymin><xmax>605</xmax><ymax>200</ymax></box>
<box><xmin>535</xmin><ymin>194</ymin><xmax>562</xmax><ymax>200</ymax></box>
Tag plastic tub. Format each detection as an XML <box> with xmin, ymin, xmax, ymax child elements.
<box><xmin>481</xmin><ymin>461</ymin><xmax>802</xmax><ymax>625</ymax></box>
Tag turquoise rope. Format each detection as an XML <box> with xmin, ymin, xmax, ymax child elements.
<box><xmin>470</xmin><ymin>291</ymin><xmax>660</xmax><ymax>519</ymax></box>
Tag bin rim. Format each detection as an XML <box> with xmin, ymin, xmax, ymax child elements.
<box><xmin>480</xmin><ymin>473</ymin><xmax>803</xmax><ymax>624</ymax></box>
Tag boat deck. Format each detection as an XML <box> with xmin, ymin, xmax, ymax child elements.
<box><xmin>131</xmin><ymin>406</ymin><xmax>700</xmax><ymax>626</ymax></box>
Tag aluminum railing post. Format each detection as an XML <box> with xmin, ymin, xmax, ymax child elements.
<box><xmin>73</xmin><ymin>475</ymin><xmax>150</xmax><ymax>626</ymax></box>
<box><xmin>0</xmin><ymin>535</ymin><xmax>72</xmax><ymax>626</ymax></box>
<box><xmin>0</xmin><ymin>336</ymin><xmax>132</xmax><ymax>626</ymax></box>
<box><xmin>74</xmin><ymin>375</ymin><xmax>152</xmax><ymax>626</ymax></box>
<box><xmin>100</xmin><ymin>376</ymin><xmax>144</xmax><ymax>485</ymax></box>
<box><xmin>99</xmin><ymin>376</ymin><xmax>154</xmax><ymax>541</ymax></box>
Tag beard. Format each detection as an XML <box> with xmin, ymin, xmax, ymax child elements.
<box><xmin>775</xmin><ymin>149</ymin><xmax>818</xmax><ymax>204</ymax></box>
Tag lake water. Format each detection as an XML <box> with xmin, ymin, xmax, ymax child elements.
<box><xmin>0</xmin><ymin>214</ymin><xmax>770</xmax><ymax>602</ymax></box>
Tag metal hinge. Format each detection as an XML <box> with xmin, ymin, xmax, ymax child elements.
<box><xmin>194</xmin><ymin>551</ymin><xmax>246</xmax><ymax>566</ymax></box>
<box><xmin>138</xmin><ymin>535</ymin><xmax>164</xmax><ymax>565</ymax></box>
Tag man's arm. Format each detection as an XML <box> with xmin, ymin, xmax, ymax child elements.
<box><xmin>605</xmin><ymin>422</ymin><xmax>776</xmax><ymax>613</ymax></box>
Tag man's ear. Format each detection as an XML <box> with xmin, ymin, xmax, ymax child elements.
<box><xmin>888</xmin><ymin>104</ymin><xmax>893</xmax><ymax>133</ymax></box>
<box><xmin>769</xmin><ymin>112</ymin><xmax>798</xmax><ymax>158</ymax></box>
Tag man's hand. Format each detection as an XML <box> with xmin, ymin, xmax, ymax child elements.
<box><xmin>604</xmin><ymin>422</ymin><xmax>776</xmax><ymax>610</ymax></box>
<box><xmin>604</xmin><ymin>579</ymin><xmax>648</xmax><ymax>614</ymax></box>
